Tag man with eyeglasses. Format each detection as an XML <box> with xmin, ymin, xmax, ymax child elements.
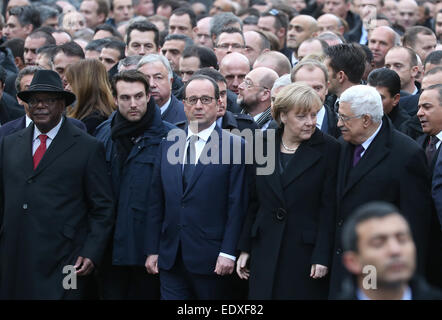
<box><xmin>0</xmin><ymin>69</ymin><xmax>114</xmax><ymax>299</ymax></box>
<box><xmin>238</xmin><ymin>67</ymin><xmax>279</xmax><ymax>130</ymax></box>
<box><xmin>329</xmin><ymin>84</ymin><xmax>432</xmax><ymax>299</ymax></box>
<box><xmin>145</xmin><ymin>74</ymin><xmax>248</xmax><ymax>300</ymax></box>
<box><xmin>214</xmin><ymin>27</ymin><xmax>245</xmax><ymax>66</ymax></box>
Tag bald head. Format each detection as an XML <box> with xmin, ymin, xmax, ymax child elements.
<box><xmin>253</xmin><ymin>51</ymin><xmax>292</xmax><ymax>77</ymax></box>
<box><xmin>317</xmin><ymin>14</ymin><xmax>344</xmax><ymax>35</ymax></box>
<box><xmin>244</xmin><ymin>30</ymin><xmax>270</xmax><ymax>65</ymax></box>
<box><xmin>219</xmin><ymin>52</ymin><xmax>251</xmax><ymax>94</ymax></box>
<box><xmin>220</xmin><ymin>51</ymin><xmax>250</xmax><ymax>70</ymax></box>
<box><xmin>251</xmin><ymin>67</ymin><xmax>279</xmax><ymax>91</ymax></box>
<box><xmin>287</xmin><ymin>15</ymin><xmax>318</xmax><ymax>50</ymax></box>
<box><xmin>397</xmin><ymin>0</ymin><xmax>419</xmax><ymax>29</ymax></box>
<box><xmin>368</xmin><ymin>26</ymin><xmax>399</xmax><ymax>67</ymax></box>
<box><xmin>238</xmin><ymin>66</ymin><xmax>279</xmax><ymax>115</ymax></box>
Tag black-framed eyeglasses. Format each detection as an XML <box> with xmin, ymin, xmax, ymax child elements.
<box><xmin>242</xmin><ymin>79</ymin><xmax>269</xmax><ymax>90</ymax></box>
<box><xmin>184</xmin><ymin>96</ymin><xmax>215</xmax><ymax>105</ymax></box>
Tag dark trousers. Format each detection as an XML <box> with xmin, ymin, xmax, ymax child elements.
<box><xmin>99</xmin><ymin>264</ymin><xmax>160</xmax><ymax>300</ymax></box>
<box><xmin>159</xmin><ymin>246</ymin><xmax>230</xmax><ymax>300</ymax></box>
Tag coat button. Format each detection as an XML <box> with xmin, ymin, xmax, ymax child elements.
<box><xmin>275</xmin><ymin>208</ymin><xmax>286</xmax><ymax>221</ymax></box>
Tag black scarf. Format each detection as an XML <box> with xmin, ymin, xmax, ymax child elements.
<box><xmin>111</xmin><ymin>101</ymin><xmax>155</xmax><ymax>166</ymax></box>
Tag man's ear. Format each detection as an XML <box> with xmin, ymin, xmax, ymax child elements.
<box><xmin>392</xmin><ymin>93</ymin><xmax>400</xmax><ymax>107</ymax></box>
<box><xmin>342</xmin><ymin>251</ymin><xmax>363</xmax><ymax>275</ymax></box>
<box><xmin>98</xmin><ymin>13</ymin><xmax>106</xmax><ymax>24</ymax></box>
<box><xmin>23</xmin><ymin>24</ymin><xmax>33</xmax><ymax>36</ymax></box>
<box><xmin>338</xmin><ymin>70</ymin><xmax>347</xmax><ymax>84</ymax></box>
<box><xmin>411</xmin><ymin>65</ymin><xmax>419</xmax><ymax>78</ymax></box>
<box><xmin>276</xmin><ymin>27</ymin><xmax>285</xmax><ymax>41</ymax></box>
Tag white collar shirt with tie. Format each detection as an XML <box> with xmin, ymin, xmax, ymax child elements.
<box><xmin>32</xmin><ymin>117</ymin><xmax>63</xmax><ymax>155</ymax></box>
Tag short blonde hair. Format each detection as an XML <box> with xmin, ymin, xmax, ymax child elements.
<box><xmin>272</xmin><ymin>82</ymin><xmax>322</xmax><ymax>126</ymax></box>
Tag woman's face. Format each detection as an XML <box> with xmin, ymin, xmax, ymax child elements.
<box><xmin>281</xmin><ymin>107</ymin><xmax>318</xmax><ymax>142</ymax></box>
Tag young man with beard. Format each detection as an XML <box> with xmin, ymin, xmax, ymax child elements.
<box><xmin>94</xmin><ymin>70</ymin><xmax>175</xmax><ymax>299</ymax></box>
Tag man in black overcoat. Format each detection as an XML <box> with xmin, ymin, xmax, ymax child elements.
<box><xmin>0</xmin><ymin>70</ymin><xmax>115</xmax><ymax>299</ymax></box>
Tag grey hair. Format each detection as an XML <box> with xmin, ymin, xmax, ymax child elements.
<box><xmin>137</xmin><ymin>54</ymin><xmax>173</xmax><ymax>81</ymax></box>
<box><xmin>38</xmin><ymin>5</ymin><xmax>59</xmax><ymax>24</ymax></box>
<box><xmin>317</xmin><ymin>31</ymin><xmax>344</xmax><ymax>45</ymax></box>
<box><xmin>210</xmin><ymin>12</ymin><xmax>243</xmax><ymax>37</ymax></box>
<box><xmin>15</xmin><ymin>66</ymin><xmax>43</xmax><ymax>93</ymax></box>
<box><xmin>340</xmin><ymin>85</ymin><xmax>384</xmax><ymax>123</ymax></box>
<box><xmin>118</xmin><ymin>55</ymin><xmax>143</xmax><ymax>72</ymax></box>
<box><xmin>271</xmin><ymin>74</ymin><xmax>291</xmax><ymax>96</ymax></box>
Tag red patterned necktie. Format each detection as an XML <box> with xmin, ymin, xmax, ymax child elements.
<box><xmin>33</xmin><ymin>134</ymin><xmax>48</xmax><ymax>169</ymax></box>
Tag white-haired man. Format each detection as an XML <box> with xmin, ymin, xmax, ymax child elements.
<box><xmin>329</xmin><ymin>85</ymin><xmax>432</xmax><ymax>299</ymax></box>
<box><xmin>137</xmin><ymin>54</ymin><xmax>186</xmax><ymax>125</ymax></box>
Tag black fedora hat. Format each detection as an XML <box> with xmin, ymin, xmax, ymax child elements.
<box><xmin>17</xmin><ymin>69</ymin><xmax>76</xmax><ymax>106</ymax></box>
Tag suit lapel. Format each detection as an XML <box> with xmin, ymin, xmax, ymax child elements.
<box><xmin>343</xmin><ymin>122</ymin><xmax>390</xmax><ymax>196</ymax></box>
<box><xmin>182</xmin><ymin>126</ymin><xmax>220</xmax><ymax>197</ymax></box>
<box><xmin>31</xmin><ymin>119</ymin><xmax>77</xmax><ymax>177</ymax></box>
<box><xmin>337</xmin><ymin>140</ymin><xmax>351</xmax><ymax>200</ymax></box>
<box><xmin>281</xmin><ymin>130</ymin><xmax>323</xmax><ymax>188</ymax></box>
<box><xmin>16</xmin><ymin>124</ymin><xmax>35</xmax><ymax>175</ymax></box>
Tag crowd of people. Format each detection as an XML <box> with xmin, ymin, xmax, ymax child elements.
<box><xmin>0</xmin><ymin>0</ymin><xmax>441</xmax><ymax>300</ymax></box>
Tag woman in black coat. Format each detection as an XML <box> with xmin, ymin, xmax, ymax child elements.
<box><xmin>237</xmin><ymin>83</ymin><xmax>340</xmax><ymax>299</ymax></box>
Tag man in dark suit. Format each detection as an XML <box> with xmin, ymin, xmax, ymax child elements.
<box><xmin>0</xmin><ymin>65</ymin><xmax>24</xmax><ymax>125</ymax></box>
<box><xmin>0</xmin><ymin>70</ymin><xmax>115</xmax><ymax>299</ymax></box>
<box><xmin>401</xmin><ymin>66</ymin><xmax>442</xmax><ymax>118</ymax></box>
<box><xmin>416</xmin><ymin>82</ymin><xmax>442</xmax><ymax>171</ymax></box>
<box><xmin>194</xmin><ymin>68</ymin><xmax>259</xmax><ymax>133</ymax></box>
<box><xmin>324</xmin><ymin>43</ymin><xmax>367</xmax><ymax>113</ymax></box>
<box><xmin>291</xmin><ymin>59</ymin><xmax>340</xmax><ymax>138</ymax></box>
<box><xmin>367</xmin><ymin>67</ymin><xmax>422</xmax><ymax>139</ymax></box>
<box><xmin>340</xmin><ymin>201</ymin><xmax>442</xmax><ymax>300</ymax></box>
<box><xmin>137</xmin><ymin>54</ymin><xmax>187</xmax><ymax>125</ymax></box>
<box><xmin>418</xmin><ymin>84</ymin><xmax>442</xmax><ymax>290</ymax></box>
<box><xmin>145</xmin><ymin>75</ymin><xmax>249</xmax><ymax>299</ymax></box>
<box><xmin>0</xmin><ymin>66</ymin><xmax>86</xmax><ymax>141</ymax></box>
<box><xmin>330</xmin><ymin>85</ymin><xmax>432</xmax><ymax>298</ymax></box>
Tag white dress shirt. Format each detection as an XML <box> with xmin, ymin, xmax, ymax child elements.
<box><xmin>360</xmin><ymin>121</ymin><xmax>382</xmax><ymax>157</ymax></box>
<box><xmin>316</xmin><ymin>106</ymin><xmax>326</xmax><ymax>130</ymax></box>
<box><xmin>25</xmin><ymin>115</ymin><xmax>32</xmax><ymax>127</ymax></box>
<box><xmin>357</xmin><ymin>286</ymin><xmax>412</xmax><ymax>300</ymax></box>
<box><xmin>159</xmin><ymin>97</ymin><xmax>172</xmax><ymax>115</ymax></box>
<box><xmin>32</xmin><ymin>117</ymin><xmax>63</xmax><ymax>155</ymax></box>
<box><xmin>184</xmin><ymin>122</ymin><xmax>237</xmax><ymax>262</ymax></box>
<box><xmin>435</xmin><ymin>131</ymin><xmax>442</xmax><ymax>150</ymax></box>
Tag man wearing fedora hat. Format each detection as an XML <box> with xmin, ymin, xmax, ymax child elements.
<box><xmin>0</xmin><ymin>69</ymin><xmax>115</xmax><ymax>299</ymax></box>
